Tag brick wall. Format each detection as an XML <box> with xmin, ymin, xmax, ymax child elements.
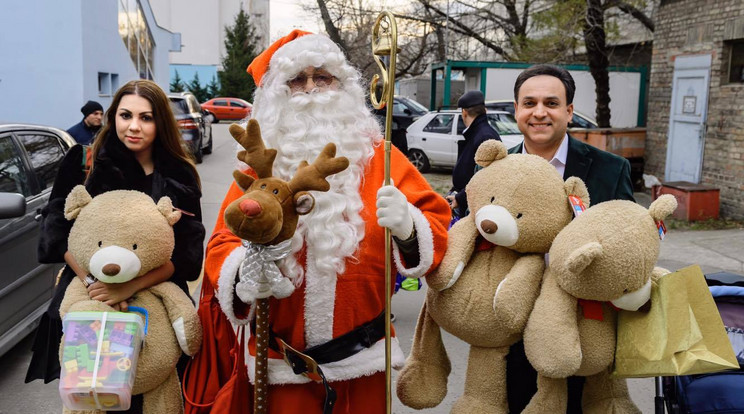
<box><xmin>647</xmin><ymin>0</ymin><xmax>744</xmax><ymax>219</ymax></box>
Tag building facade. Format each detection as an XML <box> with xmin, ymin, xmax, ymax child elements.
<box><xmin>646</xmin><ymin>0</ymin><xmax>744</xmax><ymax>218</ymax></box>
<box><xmin>0</xmin><ymin>0</ymin><xmax>178</xmax><ymax>130</ymax></box>
<box><xmin>149</xmin><ymin>0</ymin><xmax>269</xmax><ymax>90</ymax></box>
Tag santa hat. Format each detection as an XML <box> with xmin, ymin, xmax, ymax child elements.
<box><xmin>246</xmin><ymin>30</ymin><xmax>350</xmax><ymax>86</ymax></box>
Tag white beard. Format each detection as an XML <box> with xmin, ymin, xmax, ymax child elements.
<box><xmin>248</xmin><ymin>78</ymin><xmax>382</xmax><ymax>287</ymax></box>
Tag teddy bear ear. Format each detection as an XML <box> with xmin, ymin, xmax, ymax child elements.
<box><xmin>474</xmin><ymin>140</ymin><xmax>508</xmax><ymax>168</ymax></box>
<box><xmin>64</xmin><ymin>185</ymin><xmax>92</xmax><ymax>220</ymax></box>
<box><xmin>648</xmin><ymin>194</ymin><xmax>677</xmax><ymax>222</ymax></box>
<box><xmin>156</xmin><ymin>196</ymin><xmax>182</xmax><ymax>226</ymax></box>
<box><xmin>563</xmin><ymin>177</ymin><xmax>590</xmax><ymax>208</ymax></box>
<box><xmin>565</xmin><ymin>241</ymin><xmax>603</xmax><ymax>275</ymax></box>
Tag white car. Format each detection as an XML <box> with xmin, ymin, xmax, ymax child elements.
<box><xmin>405</xmin><ymin>110</ymin><xmax>523</xmax><ymax>172</ymax></box>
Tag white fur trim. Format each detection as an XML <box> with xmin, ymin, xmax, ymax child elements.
<box><xmin>269</xmin><ymin>35</ymin><xmax>349</xmax><ymax>82</ymax></box>
<box><xmin>217</xmin><ymin>245</ymin><xmax>252</xmax><ymax>326</ymax></box>
<box><xmin>245</xmin><ymin>337</ymin><xmax>405</xmax><ymax>385</ymax></box>
<box><xmin>303</xmin><ymin>249</ymin><xmax>336</xmax><ymax>347</ymax></box>
<box><xmin>392</xmin><ymin>203</ymin><xmax>435</xmax><ymax>279</ymax></box>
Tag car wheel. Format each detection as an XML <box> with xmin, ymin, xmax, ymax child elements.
<box><xmin>408</xmin><ymin>149</ymin><xmax>430</xmax><ymax>173</ymax></box>
<box><xmin>203</xmin><ymin>129</ymin><xmax>213</xmax><ymax>155</ymax></box>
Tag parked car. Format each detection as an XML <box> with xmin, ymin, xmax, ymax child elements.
<box><xmin>168</xmin><ymin>92</ymin><xmax>213</xmax><ymax>163</ymax></box>
<box><xmin>485</xmin><ymin>99</ymin><xmax>599</xmax><ymax>129</ymax></box>
<box><xmin>372</xmin><ymin>96</ymin><xmax>429</xmax><ymax>155</ymax></box>
<box><xmin>406</xmin><ymin>110</ymin><xmax>523</xmax><ymax>172</ymax></box>
<box><xmin>0</xmin><ymin>123</ymin><xmax>75</xmax><ymax>357</ymax></box>
<box><xmin>201</xmin><ymin>97</ymin><xmax>252</xmax><ymax>121</ymax></box>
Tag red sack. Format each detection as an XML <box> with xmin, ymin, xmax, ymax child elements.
<box><xmin>183</xmin><ymin>278</ymin><xmax>253</xmax><ymax>414</ymax></box>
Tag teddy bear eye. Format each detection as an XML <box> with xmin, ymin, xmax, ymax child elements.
<box><xmin>272</xmin><ymin>189</ymin><xmax>279</xmax><ymax>195</ymax></box>
<box><xmin>132</xmin><ymin>244</ymin><xmax>138</xmax><ymax>250</ymax></box>
<box><xmin>261</xmin><ymin>184</ymin><xmax>267</xmax><ymax>189</ymax></box>
<box><xmin>98</xmin><ymin>241</ymin><xmax>102</xmax><ymax>247</ymax></box>
<box><xmin>490</xmin><ymin>196</ymin><xmax>495</xmax><ymax>203</ymax></box>
<box><xmin>516</xmin><ymin>213</ymin><xmax>523</xmax><ymax>219</ymax></box>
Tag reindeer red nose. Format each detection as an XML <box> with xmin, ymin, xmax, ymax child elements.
<box><xmin>239</xmin><ymin>199</ymin><xmax>262</xmax><ymax>217</ymax></box>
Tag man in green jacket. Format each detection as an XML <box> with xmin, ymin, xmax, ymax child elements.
<box><xmin>506</xmin><ymin>64</ymin><xmax>634</xmax><ymax>413</ymax></box>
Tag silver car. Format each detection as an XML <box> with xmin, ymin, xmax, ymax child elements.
<box><xmin>0</xmin><ymin>123</ymin><xmax>74</xmax><ymax>357</ymax></box>
<box><xmin>405</xmin><ymin>110</ymin><xmax>523</xmax><ymax>172</ymax></box>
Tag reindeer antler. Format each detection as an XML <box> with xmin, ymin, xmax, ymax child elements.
<box><xmin>288</xmin><ymin>143</ymin><xmax>350</xmax><ymax>193</ymax></box>
<box><xmin>230</xmin><ymin>120</ymin><xmax>277</xmax><ymax>178</ymax></box>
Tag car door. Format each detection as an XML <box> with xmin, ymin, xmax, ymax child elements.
<box><xmin>0</xmin><ymin>131</ymin><xmax>64</xmax><ymax>351</ymax></box>
<box><xmin>229</xmin><ymin>99</ymin><xmax>249</xmax><ymax>119</ymax></box>
<box><xmin>212</xmin><ymin>99</ymin><xmax>229</xmax><ymax>119</ymax></box>
<box><xmin>419</xmin><ymin>113</ymin><xmax>457</xmax><ymax>166</ymax></box>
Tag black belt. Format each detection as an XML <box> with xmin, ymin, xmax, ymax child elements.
<box><xmin>252</xmin><ymin>312</ymin><xmax>387</xmax><ymax>414</ymax></box>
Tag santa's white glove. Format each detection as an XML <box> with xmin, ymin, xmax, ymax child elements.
<box><xmin>376</xmin><ymin>182</ymin><xmax>414</xmax><ymax>240</ymax></box>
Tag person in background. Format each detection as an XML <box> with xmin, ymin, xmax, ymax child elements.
<box><xmin>506</xmin><ymin>63</ymin><xmax>634</xmax><ymax>414</ymax></box>
<box><xmin>66</xmin><ymin>100</ymin><xmax>104</xmax><ymax>145</ymax></box>
<box><xmin>26</xmin><ymin>81</ymin><xmax>205</xmax><ymax>414</ymax></box>
<box><xmin>446</xmin><ymin>90</ymin><xmax>500</xmax><ymax>217</ymax></box>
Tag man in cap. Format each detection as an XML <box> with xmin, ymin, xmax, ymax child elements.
<box><xmin>66</xmin><ymin>100</ymin><xmax>103</xmax><ymax>145</ymax></box>
<box><xmin>445</xmin><ymin>90</ymin><xmax>500</xmax><ymax>216</ymax></box>
<box><xmin>204</xmin><ymin>31</ymin><xmax>450</xmax><ymax>413</ymax></box>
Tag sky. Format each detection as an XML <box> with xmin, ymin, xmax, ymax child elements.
<box><xmin>269</xmin><ymin>0</ymin><xmax>320</xmax><ymax>40</ymax></box>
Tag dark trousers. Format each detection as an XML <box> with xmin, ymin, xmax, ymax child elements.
<box><xmin>506</xmin><ymin>340</ymin><xmax>585</xmax><ymax>413</ymax></box>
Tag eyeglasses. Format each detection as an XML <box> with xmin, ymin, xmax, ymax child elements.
<box><xmin>287</xmin><ymin>71</ymin><xmax>337</xmax><ymax>90</ymax></box>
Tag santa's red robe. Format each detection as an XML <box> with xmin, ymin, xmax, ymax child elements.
<box><xmin>205</xmin><ymin>144</ymin><xmax>449</xmax><ymax>411</ymax></box>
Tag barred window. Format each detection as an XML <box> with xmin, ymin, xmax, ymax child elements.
<box><xmin>118</xmin><ymin>0</ymin><xmax>154</xmax><ymax>80</ymax></box>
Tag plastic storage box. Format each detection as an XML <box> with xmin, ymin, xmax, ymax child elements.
<box><xmin>59</xmin><ymin>311</ymin><xmax>145</xmax><ymax>411</ymax></box>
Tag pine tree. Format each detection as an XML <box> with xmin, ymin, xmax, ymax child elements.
<box><xmin>218</xmin><ymin>7</ymin><xmax>258</xmax><ymax>101</ymax></box>
<box><xmin>170</xmin><ymin>70</ymin><xmax>185</xmax><ymax>92</ymax></box>
<box><xmin>187</xmin><ymin>73</ymin><xmax>209</xmax><ymax>103</ymax></box>
<box><xmin>206</xmin><ymin>75</ymin><xmax>220</xmax><ymax>99</ymax></box>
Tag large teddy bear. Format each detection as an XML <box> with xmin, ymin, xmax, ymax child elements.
<box><xmin>397</xmin><ymin>140</ymin><xmax>589</xmax><ymax>413</ymax></box>
<box><xmin>59</xmin><ymin>186</ymin><xmax>202</xmax><ymax>414</ymax></box>
<box><xmin>522</xmin><ymin>194</ymin><xmax>677</xmax><ymax>414</ymax></box>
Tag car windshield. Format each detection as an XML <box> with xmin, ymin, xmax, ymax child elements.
<box><xmin>169</xmin><ymin>99</ymin><xmax>188</xmax><ymax>115</ymax></box>
<box><xmin>487</xmin><ymin>113</ymin><xmax>522</xmax><ymax>135</ymax></box>
<box><xmin>400</xmin><ymin>98</ymin><xmax>428</xmax><ymax>114</ymax></box>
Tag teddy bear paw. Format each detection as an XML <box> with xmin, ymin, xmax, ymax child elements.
<box><xmin>396</xmin><ymin>362</ymin><xmax>448</xmax><ymax>409</ymax></box>
<box><xmin>584</xmin><ymin>396</ymin><xmax>641</xmax><ymax>414</ymax></box>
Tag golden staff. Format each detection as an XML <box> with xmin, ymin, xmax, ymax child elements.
<box><xmin>370</xmin><ymin>10</ymin><xmax>399</xmax><ymax>414</ymax></box>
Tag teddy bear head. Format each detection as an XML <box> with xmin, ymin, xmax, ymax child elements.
<box><xmin>467</xmin><ymin>140</ymin><xmax>589</xmax><ymax>254</ymax></box>
<box><xmin>548</xmin><ymin>194</ymin><xmax>677</xmax><ymax>309</ymax></box>
<box><xmin>64</xmin><ymin>185</ymin><xmax>181</xmax><ymax>283</ymax></box>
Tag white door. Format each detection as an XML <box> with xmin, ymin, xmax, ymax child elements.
<box><xmin>420</xmin><ymin>113</ymin><xmax>457</xmax><ymax>166</ymax></box>
<box><xmin>665</xmin><ymin>54</ymin><xmax>712</xmax><ymax>183</ymax></box>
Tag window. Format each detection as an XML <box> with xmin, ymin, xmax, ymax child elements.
<box><xmin>17</xmin><ymin>133</ymin><xmax>66</xmax><ymax>193</ymax></box>
<box><xmin>0</xmin><ymin>135</ymin><xmax>31</xmax><ymax>196</ymax></box>
<box><xmin>230</xmin><ymin>100</ymin><xmax>246</xmax><ymax>108</ymax></box>
<box><xmin>118</xmin><ymin>0</ymin><xmax>155</xmax><ymax>80</ymax></box>
<box><xmin>423</xmin><ymin>114</ymin><xmax>455</xmax><ymax>134</ymax></box>
<box><xmin>727</xmin><ymin>41</ymin><xmax>744</xmax><ymax>83</ymax></box>
<box><xmin>488</xmin><ymin>114</ymin><xmax>522</xmax><ymax>135</ymax></box>
<box><xmin>392</xmin><ymin>101</ymin><xmax>409</xmax><ymax>115</ymax></box>
<box><xmin>214</xmin><ymin>100</ymin><xmax>228</xmax><ymax>107</ymax></box>
<box><xmin>98</xmin><ymin>72</ymin><xmax>111</xmax><ymax>96</ymax></box>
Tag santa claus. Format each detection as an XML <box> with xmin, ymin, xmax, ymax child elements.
<box><xmin>205</xmin><ymin>30</ymin><xmax>450</xmax><ymax>413</ymax></box>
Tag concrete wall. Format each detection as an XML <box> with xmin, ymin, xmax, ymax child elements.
<box><xmin>0</xmin><ymin>0</ymin><xmax>176</xmax><ymax>130</ymax></box>
<box><xmin>646</xmin><ymin>0</ymin><xmax>744</xmax><ymax>218</ymax></box>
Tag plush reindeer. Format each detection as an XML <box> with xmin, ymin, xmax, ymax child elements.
<box><xmin>223</xmin><ymin>119</ymin><xmax>349</xmax><ymax>414</ymax></box>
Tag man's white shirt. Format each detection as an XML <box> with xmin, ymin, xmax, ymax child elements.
<box><xmin>521</xmin><ymin>133</ymin><xmax>569</xmax><ymax>178</ymax></box>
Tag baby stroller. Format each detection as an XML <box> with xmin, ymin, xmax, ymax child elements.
<box><xmin>656</xmin><ymin>271</ymin><xmax>744</xmax><ymax>414</ymax></box>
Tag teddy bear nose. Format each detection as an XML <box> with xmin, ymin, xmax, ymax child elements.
<box><xmin>481</xmin><ymin>219</ymin><xmax>499</xmax><ymax>234</ymax></box>
<box><xmin>102</xmin><ymin>263</ymin><xmax>121</xmax><ymax>276</ymax></box>
<box><xmin>239</xmin><ymin>199</ymin><xmax>262</xmax><ymax>217</ymax></box>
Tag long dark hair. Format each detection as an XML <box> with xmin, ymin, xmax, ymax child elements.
<box><xmin>89</xmin><ymin>80</ymin><xmax>200</xmax><ymax>187</ymax></box>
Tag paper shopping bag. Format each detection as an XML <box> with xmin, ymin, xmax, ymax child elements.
<box><xmin>613</xmin><ymin>264</ymin><xmax>739</xmax><ymax>377</ymax></box>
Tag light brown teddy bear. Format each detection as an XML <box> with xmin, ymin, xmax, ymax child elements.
<box><xmin>396</xmin><ymin>140</ymin><xmax>589</xmax><ymax>413</ymax></box>
<box><xmin>59</xmin><ymin>186</ymin><xmax>202</xmax><ymax>414</ymax></box>
<box><xmin>522</xmin><ymin>194</ymin><xmax>677</xmax><ymax>414</ymax></box>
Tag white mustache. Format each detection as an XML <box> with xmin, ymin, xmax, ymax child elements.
<box><xmin>288</xmin><ymin>89</ymin><xmax>340</xmax><ymax>107</ymax></box>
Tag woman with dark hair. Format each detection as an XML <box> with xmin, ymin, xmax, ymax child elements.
<box><xmin>26</xmin><ymin>80</ymin><xmax>205</xmax><ymax>391</ymax></box>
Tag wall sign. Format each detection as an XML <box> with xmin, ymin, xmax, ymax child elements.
<box><xmin>682</xmin><ymin>96</ymin><xmax>697</xmax><ymax>114</ymax></box>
